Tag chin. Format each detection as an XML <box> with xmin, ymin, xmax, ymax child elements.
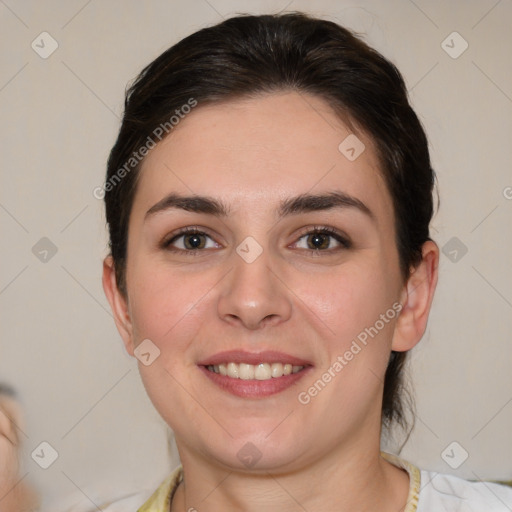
<box><xmin>202</xmin><ymin>429</ymin><xmax>308</xmax><ymax>473</ymax></box>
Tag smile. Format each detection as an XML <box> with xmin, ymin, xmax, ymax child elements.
<box><xmin>206</xmin><ymin>362</ymin><xmax>304</xmax><ymax>380</ymax></box>
<box><xmin>198</xmin><ymin>350</ymin><xmax>312</xmax><ymax>398</ymax></box>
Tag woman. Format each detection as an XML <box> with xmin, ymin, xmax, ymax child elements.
<box><xmin>97</xmin><ymin>12</ymin><xmax>511</xmax><ymax>512</ymax></box>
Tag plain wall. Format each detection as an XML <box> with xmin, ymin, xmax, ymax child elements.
<box><xmin>1</xmin><ymin>0</ymin><xmax>511</xmax><ymax>508</ymax></box>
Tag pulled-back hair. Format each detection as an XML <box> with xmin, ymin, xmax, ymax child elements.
<box><xmin>104</xmin><ymin>12</ymin><xmax>436</xmax><ymax>432</ymax></box>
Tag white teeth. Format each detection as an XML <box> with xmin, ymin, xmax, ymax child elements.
<box><xmin>271</xmin><ymin>362</ymin><xmax>283</xmax><ymax>377</ymax></box>
<box><xmin>239</xmin><ymin>363</ymin><xmax>255</xmax><ymax>380</ymax></box>
<box><xmin>255</xmin><ymin>363</ymin><xmax>271</xmax><ymax>380</ymax></box>
<box><xmin>206</xmin><ymin>362</ymin><xmax>304</xmax><ymax>380</ymax></box>
<box><xmin>227</xmin><ymin>362</ymin><xmax>239</xmax><ymax>378</ymax></box>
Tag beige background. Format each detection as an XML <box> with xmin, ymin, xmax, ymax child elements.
<box><xmin>1</xmin><ymin>0</ymin><xmax>511</xmax><ymax>509</ymax></box>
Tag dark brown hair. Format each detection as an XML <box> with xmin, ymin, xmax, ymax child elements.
<box><xmin>104</xmin><ymin>12</ymin><xmax>436</xmax><ymax>432</ymax></box>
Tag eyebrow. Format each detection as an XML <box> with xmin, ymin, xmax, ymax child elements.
<box><xmin>145</xmin><ymin>191</ymin><xmax>375</xmax><ymax>222</ymax></box>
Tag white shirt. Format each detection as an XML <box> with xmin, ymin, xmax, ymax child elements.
<box><xmin>417</xmin><ymin>470</ymin><xmax>512</xmax><ymax>511</ymax></box>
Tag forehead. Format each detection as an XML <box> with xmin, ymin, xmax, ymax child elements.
<box><xmin>133</xmin><ymin>92</ymin><xmax>393</xmax><ymax>226</ymax></box>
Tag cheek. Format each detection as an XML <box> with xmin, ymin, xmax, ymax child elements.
<box><xmin>298</xmin><ymin>260</ymin><xmax>398</xmax><ymax>347</ymax></box>
<box><xmin>290</xmin><ymin>268</ymin><xmax>400</xmax><ymax>441</ymax></box>
<box><xmin>126</xmin><ymin>265</ymin><xmax>216</xmax><ymax>423</ymax></box>
<box><xmin>126</xmin><ymin>260</ymin><xmax>214</xmax><ymax>353</ymax></box>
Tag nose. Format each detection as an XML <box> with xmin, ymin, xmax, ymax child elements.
<box><xmin>217</xmin><ymin>247</ymin><xmax>293</xmax><ymax>330</ymax></box>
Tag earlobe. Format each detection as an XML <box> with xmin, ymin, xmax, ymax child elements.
<box><xmin>391</xmin><ymin>241</ymin><xmax>439</xmax><ymax>352</ymax></box>
<box><xmin>102</xmin><ymin>256</ymin><xmax>135</xmax><ymax>356</ymax></box>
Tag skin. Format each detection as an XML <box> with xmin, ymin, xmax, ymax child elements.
<box><xmin>0</xmin><ymin>395</ymin><xmax>39</xmax><ymax>512</ymax></box>
<box><xmin>103</xmin><ymin>91</ymin><xmax>439</xmax><ymax>511</ymax></box>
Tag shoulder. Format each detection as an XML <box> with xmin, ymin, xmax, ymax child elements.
<box><xmin>418</xmin><ymin>470</ymin><xmax>512</xmax><ymax>511</ymax></box>
<box><xmin>59</xmin><ymin>490</ymin><xmax>153</xmax><ymax>512</ymax></box>
<box><xmin>57</xmin><ymin>467</ymin><xmax>182</xmax><ymax>512</ymax></box>
<box><xmin>381</xmin><ymin>452</ymin><xmax>512</xmax><ymax>512</ymax></box>
<box><xmin>51</xmin><ymin>490</ymin><xmax>153</xmax><ymax>512</ymax></box>
<box><xmin>98</xmin><ymin>491</ymin><xmax>153</xmax><ymax>511</ymax></box>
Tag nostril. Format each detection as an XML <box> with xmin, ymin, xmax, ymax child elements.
<box><xmin>261</xmin><ymin>314</ymin><xmax>279</xmax><ymax>325</ymax></box>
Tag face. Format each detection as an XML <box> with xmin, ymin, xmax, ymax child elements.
<box><xmin>104</xmin><ymin>92</ymin><xmax>430</xmax><ymax>473</ymax></box>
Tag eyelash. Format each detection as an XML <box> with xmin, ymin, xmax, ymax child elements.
<box><xmin>161</xmin><ymin>225</ymin><xmax>351</xmax><ymax>256</ymax></box>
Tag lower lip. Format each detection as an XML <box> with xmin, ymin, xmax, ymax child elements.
<box><xmin>199</xmin><ymin>365</ymin><xmax>311</xmax><ymax>398</ymax></box>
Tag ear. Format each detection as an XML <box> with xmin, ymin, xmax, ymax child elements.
<box><xmin>102</xmin><ymin>255</ymin><xmax>135</xmax><ymax>356</ymax></box>
<box><xmin>392</xmin><ymin>240</ymin><xmax>439</xmax><ymax>352</ymax></box>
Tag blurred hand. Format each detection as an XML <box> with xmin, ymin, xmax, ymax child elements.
<box><xmin>0</xmin><ymin>387</ymin><xmax>39</xmax><ymax>512</ymax></box>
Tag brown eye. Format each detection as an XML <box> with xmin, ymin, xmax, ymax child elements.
<box><xmin>306</xmin><ymin>233</ymin><xmax>331</xmax><ymax>250</ymax></box>
<box><xmin>163</xmin><ymin>229</ymin><xmax>219</xmax><ymax>252</ymax></box>
<box><xmin>182</xmin><ymin>233</ymin><xmax>207</xmax><ymax>249</ymax></box>
<box><xmin>293</xmin><ymin>227</ymin><xmax>351</xmax><ymax>253</ymax></box>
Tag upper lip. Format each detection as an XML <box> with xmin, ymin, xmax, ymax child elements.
<box><xmin>197</xmin><ymin>350</ymin><xmax>312</xmax><ymax>367</ymax></box>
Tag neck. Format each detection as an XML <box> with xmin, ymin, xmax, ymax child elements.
<box><xmin>171</xmin><ymin>436</ymin><xmax>410</xmax><ymax>512</ymax></box>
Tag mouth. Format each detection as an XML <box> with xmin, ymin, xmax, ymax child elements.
<box><xmin>198</xmin><ymin>350</ymin><xmax>312</xmax><ymax>399</ymax></box>
<box><xmin>206</xmin><ymin>362</ymin><xmax>304</xmax><ymax>380</ymax></box>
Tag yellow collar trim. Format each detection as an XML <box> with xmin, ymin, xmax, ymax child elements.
<box><xmin>381</xmin><ymin>452</ymin><xmax>421</xmax><ymax>512</ymax></box>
